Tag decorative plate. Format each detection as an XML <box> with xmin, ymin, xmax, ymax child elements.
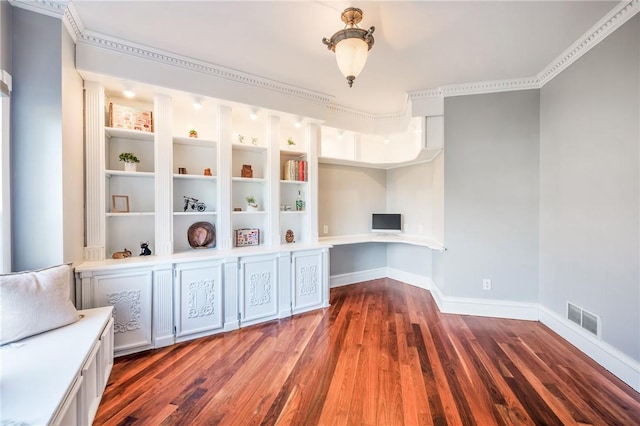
<box><xmin>187</xmin><ymin>221</ymin><xmax>216</xmax><ymax>249</ymax></box>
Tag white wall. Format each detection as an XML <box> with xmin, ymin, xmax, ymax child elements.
<box><xmin>330</xmin><ymin>243</ymin><xmax>386</xmax><ymax>276</ymax></box>
<box><xmin>539</xmin><ymin>15</ymin><xmax>639</xmax><ymax>362</ymax></box>
<box><xmin>386</xmin><ymin>162</ymin><xmax>434</xmax><ymax>237</ymax></box>
<box><xmin>441</xmin><ymin>90</ymin><xmax>540</xmax><ymax>302</ymax></box>
<box><xmin>61</xmin><ymin>20</ymin><xmax>85</xmax><ymax>267</ymax></box>
<box><xmin>318</xmin><ymin>163</ymin><xmax>386</xmax><ymax>237</ymax></box>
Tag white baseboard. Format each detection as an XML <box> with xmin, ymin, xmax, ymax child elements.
<box><xmin>154</xmin><ymin>335</ymin><xmax>175</xmax><ymax>348</ymax></box>
<box><xmin>386</xmin><ymin>268</ymin><xmax>432</xmax><ymax>290</ymax></box>
<box><xmin>329</xmin><ymin>268</ymin><xmax>387</xmax><ymax>288</ymax></box>
<box><xmin>539</xmin><ymin>306</ymin><xmax>640</xmax><ymax>393</ymax></box>
<box><xmin>435</xmin><ymin>290</ymin><xmax>539</xmax><ymax>321</ymax></box>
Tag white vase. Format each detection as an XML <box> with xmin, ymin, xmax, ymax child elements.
<box><xmin>246</xmin><ymin>203</ymin><xmax>258</xmax><ymax>211</ymax></box>
<box><xmin>124</xmin><ymin>162</ymin><xmax>137</xmax><ymax>172</ymax></box>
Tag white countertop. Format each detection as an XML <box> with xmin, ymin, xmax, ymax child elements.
<box><xmin>320</xmin><ymin>234</ymin><xmax>446</xmax><ymax>251</ymax></box>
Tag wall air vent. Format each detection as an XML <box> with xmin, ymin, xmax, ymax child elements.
<box><xmin>567</xmin><ymin>302</ymin><xmax>600</xmax><ymax>337</ymax></box>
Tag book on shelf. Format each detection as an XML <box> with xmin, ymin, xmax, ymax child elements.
<box><xmin>283</xmin><ymin>159</ymin><xmax>308</xmax><ymax>181</ymax></box>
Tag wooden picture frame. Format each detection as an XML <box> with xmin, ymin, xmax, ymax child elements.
<box><xmin>112</xmin><ymin>195</ymin><xmax>130</xmax><ymax>213</ymax></box>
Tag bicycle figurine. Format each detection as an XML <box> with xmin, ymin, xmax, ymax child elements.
<box><xmin>183</xmin><ymin>196</ymin><xmax>206</xmax><ymax>212</ymax></box>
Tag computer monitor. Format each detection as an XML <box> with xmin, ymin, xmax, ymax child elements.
<box><xmin>371</xmin><ymin>213</ymin><xmax>402</xmax><ymax>233</ymax></box>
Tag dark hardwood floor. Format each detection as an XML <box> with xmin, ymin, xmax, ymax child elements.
<box><xmin>95</xmin><ymin>279</ymin><xmax>640</xmax><ymax>425</ymax></box>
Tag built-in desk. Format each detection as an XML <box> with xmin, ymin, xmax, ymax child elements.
<box><xmin>320</xmin><ymin>234</ymin><xmax>445</xmax><ymax>251</ymax></box>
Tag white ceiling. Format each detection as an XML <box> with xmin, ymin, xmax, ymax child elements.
<box><xmin>71</xmin><ymin>1</ymin><xmax>617</xmax><ymax>116</ymax></box>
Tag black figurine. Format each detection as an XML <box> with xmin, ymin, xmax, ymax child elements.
<box><xmin>140</xmin><ymin>242</ymin><xmax>152</xmax><ymax>256</ymax></box>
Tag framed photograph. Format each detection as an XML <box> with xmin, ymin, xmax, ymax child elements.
<box><xmin>112</xmin><ymin>195</ymin><xmax>130</xmax><ymax>213</ymax></box>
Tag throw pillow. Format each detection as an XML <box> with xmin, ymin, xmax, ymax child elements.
<box><xmin>0</xmin><ymin>264</ymin><xmax>80</xmax><ymax>345</ymax></box>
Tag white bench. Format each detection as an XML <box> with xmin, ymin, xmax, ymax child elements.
<box><xmin>0</xmin><ymin>306</ymin><xmax>114</xmax><ymax>425</ymax></box>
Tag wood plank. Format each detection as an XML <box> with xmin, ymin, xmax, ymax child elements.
<box><xmin>94</xmin><ymin>279</ymin><xmax>640</xmax><ymax>425</ymax></box>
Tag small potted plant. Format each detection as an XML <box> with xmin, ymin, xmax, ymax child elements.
<box><xmin>246</xmin><ymin>196</ymin><xmax>258</xmax><ymax>211</ymax></box>
<box><xmin>119</xmin><ymin>152</ymin><xmax>140</xmax><ymax>172</ymax></box>
<box><xmin>287</xmin><ymin>137</ymin><xmax>296</xmax><ymax>147</ymax></box>
<box><xmin>189</xmin><ymin>129</ymin><xmax>198</xmax><ymax>138</ymax></box>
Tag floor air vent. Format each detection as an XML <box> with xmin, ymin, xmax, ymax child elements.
<box><xmin>567</xmin><ymin>302</ymin><xmax>600</xmax><ymax>337</ymax></box>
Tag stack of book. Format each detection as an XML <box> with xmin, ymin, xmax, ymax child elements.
<box><xmin>283</xmin><ymin>159</ymin><xmax>308</xmax><ymax>181</ymax></box>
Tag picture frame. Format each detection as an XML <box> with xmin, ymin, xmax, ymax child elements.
<box><xmin>112</xmin><ymin>195</ymin><xmax>130</xmax><ymax>213</ymax></box>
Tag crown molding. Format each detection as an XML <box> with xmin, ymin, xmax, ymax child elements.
<box><xmin>61</xmin><ymin>1</ymin><xmax>83</xmax><ymax>44</ymax></box>
<box><xmin>538</xmin><ymin>0</ymin><xmax>639</xmax><ymax>87</ymax></box>
<box><xmin>76</xmin><ymin>32</ymin><xmax>334</xmax><ymax>107</ymax></box>
<box><xmin>8</xmin><ymin>0</ymin><xmax>68</xmax><ymax>19</ymax></box>
<box><xmin>441</xmin><ymin>77</ymin><xmax>541</xmax><ymax>98</ymax></box>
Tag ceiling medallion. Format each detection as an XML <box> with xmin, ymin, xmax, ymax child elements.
<box><xmin>322</xmin><ymin>7</ymin><xmax>375</xmax><ymax>88</ymax></box>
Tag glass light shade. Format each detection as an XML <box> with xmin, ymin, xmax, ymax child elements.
<box><xmin>334</xmin><ymin>37</ymin><xmax>369</xmax><ymax>79</ymax></box>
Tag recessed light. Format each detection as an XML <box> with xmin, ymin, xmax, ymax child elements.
<box><xmin>249</xmin><ymin>108</ymin><xmax>258</xmax><ymax>120</ymax></box>
<box><xmin>123</xmin><ymin>90</ymin><xmax>135</xmax><ymax>98</ymax></box>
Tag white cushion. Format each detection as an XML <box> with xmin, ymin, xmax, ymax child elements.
<box><xmin>0</xmin><ymin>264</ymin><xmax>79</xmax><ymax>345</ymax></box>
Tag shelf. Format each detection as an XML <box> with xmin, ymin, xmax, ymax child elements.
<box><xmin>232</xmin><ymin>144</ymin><xmax>267</xmax><ymax>152</ymax></box>
<box><xmin>280</xmin><ymin>149</ymin><xmax>307</xmax><ymax>157</ymax></box>
<box><xmin>232</xmin><ymin>177</ymin><xmax>266</xmax><ymax>183</ymax></box>
<box><xmin>173</xmin><ymin>174</ymin><xmax>217</xmax><ymax>181</ymax></box>
<box><xmin>173</xmin><ymin>211</ymin><xmax>217</xmax><ymax>216</ymax></box>
<box><xmin>320</xmin><ymin>234</ymin><xmax>446</xmax><ymax>251</ymax></box>
<box><xmin>280</xmin><ymin>179</ymin><xmax>308</xmax><ymax>184</ymax></box>
<box><xmin>106</xmin><ymin>170</ymin><xmax>155</xmax><ymax>178</ymax></box>
<box><xmin>106</xmin><ymin>212</ymin><xmax>155</xmax><ymax>217</ymax></box>
<box><xmin>105</xmin><ymin>127</ymin><xmax>154</xmax><ymax>141</ymax></box>
<box><xmin>173</xmin><ymin>136</ymin><xmax>217</xmax><ymax>147</ymax></box>
<box><xmin>232</xmin><ymin>211</ymin><xmax>266</xmax><ymax>215</ymax></box>
<box><xmin>280</xmin><ymin>210</ymin><xmax>306</xmax><ymax>214</ymax></box>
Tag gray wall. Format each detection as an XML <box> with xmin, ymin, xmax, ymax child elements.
<box><xmin>11</xmin><ymin>8</ymin><xmax>84</xmax><ymax>271</ymax></box>
<box><xmin>0</xmin><ymin>0</ymin><xmax>11</xmax><ymax>73</ymax></box>
<box><xmin>330</xmin><ymin>243</ymin><xmax>386</xmax><ymax>276</ymax></box>
<box><xmin>386</xmin><ymin>244</ymin><xmax>431</xmax><ymax>277</ymax></box>
<box><xmin>441</xmin><ymin>90</ymin><xmax>540</xmax><ymax>301</ymax></box>
<box><xmin>539</xmin><ymin>16</ymin><xmax>639</xmax><ymax>362</ymax></box>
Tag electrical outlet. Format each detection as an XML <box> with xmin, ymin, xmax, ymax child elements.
<box><xmin>482</xmin><ymin>279</ymin><xmax>492</xmax><ymax>290</ymax></box>
<box><xmin>323</xmin><ymin>225</ymin><xmax>329</xmax><ymax>234</ymax></box>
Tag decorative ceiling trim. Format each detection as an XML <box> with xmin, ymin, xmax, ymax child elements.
<box><xmin>8</xmin><ymin>0</ymin><xmax>68</xmax><ymax>19</ymax></box>
<box><xmin>408</xmin><ymin>1</ymin><xmax>639</xmax><ymax>101</ymax></box>
<box><xmin>74</xmin><ymin>32</ymin><xmax>333</xmax><ymax>106</ymax></box>
<box><xmin>537</xmin><ymin>0</ymin><xmax>639</xmax><ymax>87</ymax></box>
<box><xmin>326</xmin><ymin>103</ymin><xmax>408</xmax><ymax>121</ymax></box>
<box><xmin>62</xmin><ymin>1</ymin><xmax>83</xmax><ymax>44</ymax></box>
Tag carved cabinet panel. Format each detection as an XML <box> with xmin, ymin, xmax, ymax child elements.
<box><xmin>291</xmin><ymin>250</ymin><xmax>324</xmax><ymax>314</ymax></box>
<box><xmin>175</xmin><ymin>261</ymin><xmax>223</xmax><ymax>339</ymax></box>
<box><xmin>93</xmin><ymin>269</ymin><xmax>153</xmax><ymax>353</ymax></box>
<box><xmin>239</xmin><ymin>254</ymin><xmax>278</xmax><ymax>325</ymax></box>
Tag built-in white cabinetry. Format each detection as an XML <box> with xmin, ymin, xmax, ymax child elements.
<box><xmin>79</xmin><ymin>80</ymin><xmax>329</xmax><ymax>357</ymax></box>
<box><xmin>239</xmin><ymin>254</ymin><xmax>279</xmax><ymax>325</ymax></box>
<box><xmin>174</xmin><ymin>260</ymin><xmax>224</xmax><ymax>341</ymax></box>
<box><xmin>87</xmin><ymin>268</ymin><xmax>153</xmax><ymax>354</ymax></box>
<box><xmin>172</xmin><ymin>137</ymin><xmax>218</xmax><ymax>253</ymax></box>
<box><xmin>291</xmin><ymin>249</ymin><xmax>327</xmax><ymax>315</ymax></box>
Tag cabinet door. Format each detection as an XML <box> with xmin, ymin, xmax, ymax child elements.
<box><xmin>292</xmin><ymin>251</ymin><xmax>324</xmax><ymax>314</ymax></box>
<box><xmin>94</xmin><ymin>270</ymin><xmax>153</xmax><ymax>353</ymax></box>
<box><xmin>175</xmin><ymin>262</ymin><xmax>223</xmax><ymax>338</ymax></box>
<box><xmin>240</xmin><ymin>255</ymin><xmax>278</xmax><ymax>325</ymax></box>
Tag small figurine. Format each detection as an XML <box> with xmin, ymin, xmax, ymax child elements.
<box><xmin>241</xmin><ymin>164</ymin><xmax>253</xmax><ymax>178</ymax></box>
<box><xmin>285</xmin><ymin>229</ymin><xmax>295</xmax><ymax>243</ymax></box>
<box><xmin>112</xmin><ymin>248</ymin><xmax>132</xmax><ymax>259</ymax></box>
<box><xmin>204</xmin><ymin>168</ymin><xmax>212</xmax><ymax>176</ymax></box>
<box><xmin>189</xmin><ymin>129</ymin><xmax>198</xmax><ymax>138</ymax></box>
<box><xmin>238</xmin><ymin>134</ymin><xmax>245</xmax><ymax>144</ymax></box>
<box><xmin>140</xmin><ymin>242</ymin><xmax>152</xmax><ymax>256</ymax></box>
<box><xmin>287</xmin><ymin>137</ymin><xmax>296</xmax><ymax>146</ymax></box>
<box><xmin>251</xmin><ymin>137</ymin><xmax>258</xmax><ymax>146</ymax></box>
<box><xmin>183</xmin><ymin>196</ymin><xmax>206</xmax><ymax>212</ymax></box>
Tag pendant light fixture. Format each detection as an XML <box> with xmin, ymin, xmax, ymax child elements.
<box><xmin>322</xmin><ymin>7</ymin><xmax>375</xmax><ymax>88</ymax></box>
